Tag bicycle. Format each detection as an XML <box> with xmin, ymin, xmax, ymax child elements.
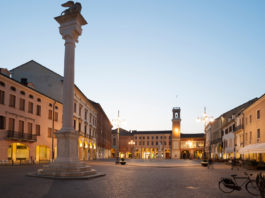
<box><xmin>256</xmin><ymin>172</ymin><xmax>265</xmax><ymax>198</ymax></box>
<box><xmin>219</xmin><ymin>172</ymin><xmax>259</xmax><ymax>196</ymax></box>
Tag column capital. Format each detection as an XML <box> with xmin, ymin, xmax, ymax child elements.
<box><xmin>55</xmin><ymin>13</ymin><xmax>87</xmax><ymax>43</ymax></box>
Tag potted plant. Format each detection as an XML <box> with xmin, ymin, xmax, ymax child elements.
<box><xmin>201</xmin><ymin>158</ymin><xmax>208</xmax><ymax>167</ymax></box>
<box><xmin>120</xmin><ymin>158</ymin><xmax>126</xmax><ymax>165</ymax></box>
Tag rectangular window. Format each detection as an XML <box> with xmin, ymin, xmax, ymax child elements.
<box><xmin>143</xmin><ymin>141</ymin><xmax>145</xmax><ymax>145</ymax></box>
<box><xmin>245</xmin><ymin>133</ymin><xmax>248</xmax><ymax>144</ymax></box>
<box><xmin>36</xmin><ymin>124</ymin><xmax>40</xmax><ymax>136</ymax></box>
<box><xmin>249</xmin><ymin>131</ymin><xmax>252</xmax><ymax>144</ymax></box>
<box><xmin>19</xmin><ymin>98</ymin><xmax>25</xmax><ymax>111</ymax></box>
<box><xmin>28</xmin><ymin>102</ymin><xmax>33</xmax><ymax>113</ymax></box>
<box><xmin>164</xmin><ymin>141</ymin><xmax>166</xmax><ymax>145</ymax></box>
<box><xmin>147</xmin><ymin>141</ymin><xmax>149</xmax><ymax>145</ymax></box>
<box><xmin>79</xmin><ymin>105</ymin><xmax>82</xmax><ymax>116</ymax></box>
<box><xmin>48</xmin><ymin>109</ymin><xmax>52</xmax><ymax>120</ymax></box>
<box><xmin>245</xmin><ymin>118</ymin><xmax>248</xmax><ymax>125</ymax></box>
<box><xmin>257</xmin><ymin>129</ymin><xmax>261</xmax><ymax>143</ymax></box>
<box><xmin>249</xmin><ymin>115</ymin><xmax>252</xmax><ymax>123</ymax></box>
<box><xmin>0</xmin><ymin>116</ymin><xmax>6</xmax><ymax>129</ymax></box>
<box><xmin>54</xmin><ymin>112</ymin><xmax>58</xmax><ymax>122</ymax></box>
<box><xmin>48</xmin><ymin>128</ymin><xmax>52</xmax><ymax>137</ymax></box>
<box><xmin>19</xmin><ymin>120</ymin><xmax>24</xmax><ymax>133</ymax></box>
<box><xmin>139</xmin><ymin>142</ymin><xmax>141</xmax><ymax>145</ymax></box>
<box><xmin>9</xmin><ymin>94</ymin><xmax>16</xmax><ymax>107</ymax></box>
<box><xmin>85</xmin><ymin>109</ymin><xmax>88</xmax><ymax>120</ymax></box>
<box><xmin>28</xmin><ymin>123</ymin><xmax>32</xmax><ymax>134</ymax></box>
<box><xmin>74</xmin><ymin>120</ymin><xmax>77</xmax><ymax>130</ymax></box>
<box><xmin>36</xmin><ymin>105</ymin><xmax>41</xmax><ymax>116</ymax></box>
<box><xmin>0</xmin><ymin>90</ymin><xmax>5</xmax><ymax>104</ymax></box>
<box><xmin>151</xmin><ymin>142</ymin><xmax>154</xmax><ymax>145</ymax></box>
<box><xmin>74</xmin><ymin>103</ymin><xmax>76</xmax><ymax>113</ymax></box>
<box><xmin>257</xmin><ymin>110</ymin><xmax>260</xmax><ymax>119</ymax></box>
<box><xmin>8</xmin><ymin>118</ymin><xmax>15</xmax><ymax>131</ymax></box>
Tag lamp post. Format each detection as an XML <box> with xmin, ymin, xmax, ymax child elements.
<box><xmin>112</xmin><ymin>111</ymin><xmax>125</xmax><ymax>164</ymax></box>
<box><xmin>128</xmin><ymin>140</ymin><xmax>135</xmax><ymax>158</ymax></box>
<box><xmin>196</xmin><ymin>107</ymin><xmax>214</xmax><ymax>163</ymax></box>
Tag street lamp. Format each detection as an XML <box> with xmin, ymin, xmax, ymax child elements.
<box><xmin>112</xmin><ymin>110</ymin><xmax>125</xmax><ymax>164</ymax></box>
<box><xmin>196</xmin><ymin>107</ymin><xmax>214</xmax><ymax>162</ymax></box>
<box><xmin>128</xmin><ymin>140</ymin><xmax>135</xmax><ymax>158</ymax></box>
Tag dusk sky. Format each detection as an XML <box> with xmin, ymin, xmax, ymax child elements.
<box><xmin>1</xmin><ymin>0</ymin><xmax>265</xmax><ymax>133</ymax></box>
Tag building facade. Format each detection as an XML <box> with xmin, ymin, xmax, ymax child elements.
<box><xmin>0</xmin><ymin>71</ymin><xmax>62</xmax><ymax>164</ymax></box>
<box><xmin>240</xmin><ymin>94</ymin><xmax>265</xmax><ymax>162</ymax></box>
<box><xmin>10</xmin><ymin>60</ymin><xmax>112</xmax><ymax>160</ymax></box>
<box><xmin>112</xmin><ymin>107</ymin><xmax>205</xmax><ymax>159</ymax></box>
<box><xmin>207</xmin><ymin>98</ymin><xmax>257</xmax><ymax>160</ymax></box>
<box><xmin>0</xmin><ymin>60</ymin><xmax>112</xmax><ymax>163</ymax></box>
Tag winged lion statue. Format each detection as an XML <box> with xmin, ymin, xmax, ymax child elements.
<box><xmin>61</xmin><ymin>1</ymin><xmax>82</xmax><ymax>16</ymax></box>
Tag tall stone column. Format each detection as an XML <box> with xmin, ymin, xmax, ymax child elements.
<box><xmin>28</xmin><ymin>2</ymin><xmax>104</xmax><ymax>179</ymax></box>
<box><xmin>54</xmin><ymin>10</ymin><xmax>87</xmax><ymax>163</ymax></box>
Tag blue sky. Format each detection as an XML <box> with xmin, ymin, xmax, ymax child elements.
<box><xmin>1</xmin><ymin>0</ymin><xmax>265</xmax><ymax>133</ymax></box>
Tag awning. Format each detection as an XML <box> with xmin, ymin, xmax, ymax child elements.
<box><xmin>239</xmin><ymin>143</ymin><xmax>265</xmax><ymax>154</ymax></box>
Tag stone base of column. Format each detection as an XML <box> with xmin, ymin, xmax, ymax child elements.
<box><xmin>27</xmin><ymin>132</ymin><xmax>105</xmax><ymax>180</ymax></box>
<box><xmin>27</xmin><ymin>161</ymin><xmax>105</xmax><ymax>179</ymax></box>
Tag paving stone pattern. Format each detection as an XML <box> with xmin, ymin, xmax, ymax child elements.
<box><xmin>0</xmin><ymin>160</ymin><xmax>262</xmax><ymax>198</ymax></box>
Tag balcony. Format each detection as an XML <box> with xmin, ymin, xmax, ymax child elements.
<box><xmin>235</xmin><ymin>125</ymin><xmax>243</xmax><ymax>132</ymax></box>
<box><xmin>6</xmin><ymin>131</ymin><xmax>37</xmax><ymax>142</ymax></box>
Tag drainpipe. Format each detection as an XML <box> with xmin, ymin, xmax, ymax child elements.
<box><xmin>52</xmin><ymin>101</ymin><xmax>56</xmax><ymax>162</ymax></box>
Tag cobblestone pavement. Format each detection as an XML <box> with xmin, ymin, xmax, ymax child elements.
<box><xmin>0</xmin><ymin>160</ymin><xmax>263</xmax><ymax>198</ymax></box>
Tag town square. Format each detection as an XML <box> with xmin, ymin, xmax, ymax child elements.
<box><xmin>0</xmin><ymin>0</ymin><xmax>265</xmax><ymax>197</ymax></box>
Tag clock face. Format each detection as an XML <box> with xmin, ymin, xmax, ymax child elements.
<box><xmin>175</xmin><ymin>112</ymin><xmax>178</xmax><ymax>119</ymax></box>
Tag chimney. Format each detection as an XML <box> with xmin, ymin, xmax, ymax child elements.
<box><xmin>0</xmin><ymin>68</ymin><xmax>11</xmax><ymax>77</ymax></box>
<box><xmin>27</xmin><ymin>82</ymin><xmax>35</xmax><ymax>88</ymax></box>
<box><xmin>21</xmin><ymin>78</ymin><xmax>28</xmax><ymax>85</ymax></box>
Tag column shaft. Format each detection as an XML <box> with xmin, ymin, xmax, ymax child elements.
<box><xmin>62</xmin><ymin>37</ymin><xmax>75</xmax><ymax>132</ymax></box>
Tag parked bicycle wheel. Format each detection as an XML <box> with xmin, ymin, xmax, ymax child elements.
<box><xmin>246</xmin><ymin>180</ymin><xmax>259</xmax><ymax>196</ymax></box>
<box><xmin>218</xmin><ymin>180</ymin><xmax>234</xmax><ymax>193</ymax></box>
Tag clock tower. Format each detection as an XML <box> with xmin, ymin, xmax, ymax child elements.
<box><xmin>171</xmin><ymin>107</ymin><xmax>181</xmax><ymax>159</ymax></box>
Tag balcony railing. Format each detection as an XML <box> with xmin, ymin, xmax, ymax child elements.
<box><xmin>6</xmin><ymin>131</ymin><xmax>37</xmax><ymax>142</ymax></box>
<box><xmin>235</xmin><ymin>125</ymin><xmax>243</xmax><ymax>131</ymax></box>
